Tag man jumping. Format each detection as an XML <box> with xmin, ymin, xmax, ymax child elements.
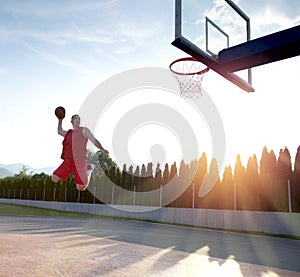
<box><xmin>52</xmin><ymin>114</ymin><xmax>109</xmax><ymax>191</ymax></box>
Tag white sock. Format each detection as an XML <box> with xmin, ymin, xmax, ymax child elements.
<box><xmin>87</xmin><ymin>169</ymin><xmax>93</xmax><ymax>176</ymax></box>
<box><xmin>87</xmin><ymin>164</ymin><xmax>94</xmax><ymax>176</ymax></box>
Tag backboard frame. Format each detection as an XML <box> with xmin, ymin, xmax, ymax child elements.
<box><xmin>172</xmin><ymin>0</ymin><xmax>300</xmax><ymax>93</ymax></box>
<box><xmin>173</xmin><ymin>0</ymin><xmax>254</xmax><ymax>92</ymax></box>
<box><xmin>205</xmin><ymin>16</ymin><xmax>229</xmax><ymax>57</ymax></box>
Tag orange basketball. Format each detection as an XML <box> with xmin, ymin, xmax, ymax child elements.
<box><xmin>55</xmin><ymin>106</ymin><xmax>65</xmax><ymax>119</ymax></box>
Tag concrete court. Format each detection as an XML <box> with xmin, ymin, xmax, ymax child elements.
<box><xmin>0</xmin><ymin>215</ymin><xmax>300</xmax><ymax>277</ymax></box>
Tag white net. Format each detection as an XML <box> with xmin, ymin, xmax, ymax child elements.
<box><xmin>169</xmin><ymin>57</ymin><xmax>209</xmax><ymax>98</ymax></box>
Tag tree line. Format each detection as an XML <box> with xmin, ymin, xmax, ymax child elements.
<box><xmin>1</xmin><ymin>146</ymin><xmax>300</xmax><ymax>212</ymax></box>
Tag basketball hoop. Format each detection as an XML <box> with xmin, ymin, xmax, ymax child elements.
<box><xmin>169</xmin><ymin>57</ymin><xmax>209</xmax><ymax>98</ymax></box>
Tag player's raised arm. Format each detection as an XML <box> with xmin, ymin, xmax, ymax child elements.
<box><xmin>57</xmin><ymin>118</ymin><xmax>67</xmax><ymax>137</ymax></box>
<box><xmin>83</xmin><ymin>127</ymin><xmax>109</xmax><ymax>155</ymax></box>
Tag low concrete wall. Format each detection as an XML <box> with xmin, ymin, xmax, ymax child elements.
<box><xmin>1</xmin><ymin>198</ymin><xmax>300</xmax><ymax>236</ymax></box>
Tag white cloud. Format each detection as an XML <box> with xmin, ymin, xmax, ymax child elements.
<box><xmin>21</xmin><ymin>42</ymin><xmax>97</xmax><ymax>76</ymax></box>
<box><xmin>0</xmin><ymin>23</ymin><xmax>124</xmax><ymax>47</ymax></box>
<box><xmin>251</xmin><ymin>7</ymin><xmax>299</xmax><ymax>36</ymax></box>
<box><xmin>238</xmin><ymin>0</ymin><xmax>300</xmax><ymax>38</ymax></box>
<box><xmin>206</xmin><ymin>4</ymin><xmax>247</xmax><ymax>49</ymax></box>
<box><xmin>0</xmin><ymin>0</ymin><xmax>117</xmax><ymax>18</ymax></box>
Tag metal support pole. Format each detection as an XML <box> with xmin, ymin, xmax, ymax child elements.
<box><xmin>160</xmin><ymin>184</ymin><xmax>163</xmax><ymax>207</ymax></box>
<box><xmin>93</xmin><ymin>186</ymin><xmax>96</xmax><ymax>204</ymax></box>
<box><xmin>234</xmin><ymin>181</ymin><xmax>237</xmax><ymax>210</ymax></box>
<box><xmin>64</xmin><ymin>187</ymin><xmax>67</xmax><ymax>202</ymax></box>
<box><xmin>192</xmin><ymin>183</ymin><xmax>195</xmax><ymax>208</ymax></box>
<box><xmin>111</xmin><ymin>186</ymin><xmax>115</xmax><ymax>204</ymax></box>
<box><xmin>288</xmin><ymin>179</ymin><xmax>292</xmax><ymax>213</ymax></box>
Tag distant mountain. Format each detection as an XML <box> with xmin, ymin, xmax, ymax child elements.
<box><xmin>27</xmin><ymin>165</ymin><xmax>54</xmax><ymax>175</ymax></box>
<box><xmin>0</xmin><ymin>167</ymin><xmax>12</xmax><ymax>178</ymax></box>
<box><xmin>0</xmin><ymin>163</ymin><xmax>25</xmax><ymax>174</ymax></box>
<box><xmin>0</xmin><ymin>163</ymin><xmax>54</xmax><ymax>177</ymax></box>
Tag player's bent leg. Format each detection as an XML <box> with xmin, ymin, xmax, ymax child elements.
<box><xmin>73</xmin><ymin>161</ymin><xmax>93</xmax><ymax>191</ymax></box>
<box><xmin>52</xmin><ymin>160</ymin><xmax>70</xmax><ymax>183</ymax></box>
<box><xmin>76</xmin><ymin>184</ymin><xmax>87</xmax><ymax>191</ymax></box>
<box><xmin>51</xmin><ymin>174</ymin><xmax>61</xmax><ymax>183</ymax></box>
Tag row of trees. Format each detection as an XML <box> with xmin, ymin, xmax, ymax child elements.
<box><xmin>100</xmin><ymin>145</ymin><xmax>300</xmax><ymax>212</ymax></box>
<box><xmin>1</xmin><ymin>146</ymin><xmax>300</xmax><ymax>212</ymax></box>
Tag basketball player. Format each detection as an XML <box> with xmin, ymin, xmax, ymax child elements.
<box><xmin>52</xmin><ymin>114</ymin><xmax>109</xmax><ymax>191</ymax></box>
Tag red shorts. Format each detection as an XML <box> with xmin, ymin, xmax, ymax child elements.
<box><xmin>53</xmin><ymin>159</ymin><xmax>88</xmax><ymax>185</ymax></box>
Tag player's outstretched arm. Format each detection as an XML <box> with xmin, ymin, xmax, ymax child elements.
<box><xmin>83</xmin><ymin>127</ymin><xmax>109</xmax><ymax>155</ymax></box>
<box><xmin>57</xmin><ymin>118</ymin><xmax>67</xmax><ymax>137</ymax></box>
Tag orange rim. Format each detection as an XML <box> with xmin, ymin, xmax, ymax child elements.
<box><xmin>169</xmin><ymin>57</ymin><xmax>209</xmax><ymax>76</ymax></box>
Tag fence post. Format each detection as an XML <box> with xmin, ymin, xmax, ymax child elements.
<box><xmin>234</xmin><ymin>181</ymin><xmax>237</xmax><ymax>210</ymax></box>
<box><xmin>78</xmin><ymin>190</ymin><xmax>80</xmax><ymax>203</ymax></box>
<box><xmin>111</xmin><ymin>186</ymin><xmax>114</xmax><ymax>204</ymax></box>
<box><xmin>43</xmin><ymin>188</ymin><xmax>46</xmax><ymax>201</ymax></box>
<box><xmin>27</xmin><ymin>189</ymin><xmax>29</xmax><ymax>200</ymax></box>
<box><xmin>53</xmin><ymin>188</ymin><xmax>56</xmax><ymax>202</ymax></box>
<box><xmin>192</xmin><ymin>183</ymin><xmax>195</xmax><ymax>208</ymax></box>
<box><xmin>288</xmin><ymin>179</ymin><xmax>291</xmax><ymax>213</ymax></box>
<box><xmin>64</xmin><ymin>187</ymin><xmax>67</xmax><ymax>202</ymax></box>
<box><xmin>160</xmin><ymin>184</ymin><xmax>162</xmax><ymax>207</ymax></box>
<box><xmin>13</xmin><ymin>189</ymin><xmax>16</xmax><ymax>199</ymax></box>
<box><xmin>133</xmin><ymin>185</ymin><xmax>136</xmax><ymax>206</ymax></box>
<box><xmin>93</xmin><ymin>186</ymin><xmax>96</xmax><ymax>204</ymax></box>
<box><xmin>20</xmin><ymin>189</ymin><xmax>22</xmax><ymax>200</ymax></box>
<box><xmin>8</xmin><ymin>189</ymin><xmax>10</xmax><ymax>199</ymax></box>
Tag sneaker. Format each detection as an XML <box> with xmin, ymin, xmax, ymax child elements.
<box><xmin>85</xmin><ymin>164</ymin><xmax>95</xmax><ymax>190</ymax></box>
<box><xmin>87</xmin><ymin>164</ymin><xmax>95</xmax><ymax>178</ymax></box>
<box><xmin>87</xmin><ymin>164</ymin><xmax>95</xmax><ymax>172</ymax></box>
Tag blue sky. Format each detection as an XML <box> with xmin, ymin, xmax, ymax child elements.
<box><xmin>0</xmin><ymin>0</ymin><xmax>299</xmax><ymax>172</ymax></box>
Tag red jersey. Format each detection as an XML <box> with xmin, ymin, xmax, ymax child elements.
<box><xmin>61</xmin><ymin>127</ymin><xmax>88</xmax><ymax>161</ymax></box>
